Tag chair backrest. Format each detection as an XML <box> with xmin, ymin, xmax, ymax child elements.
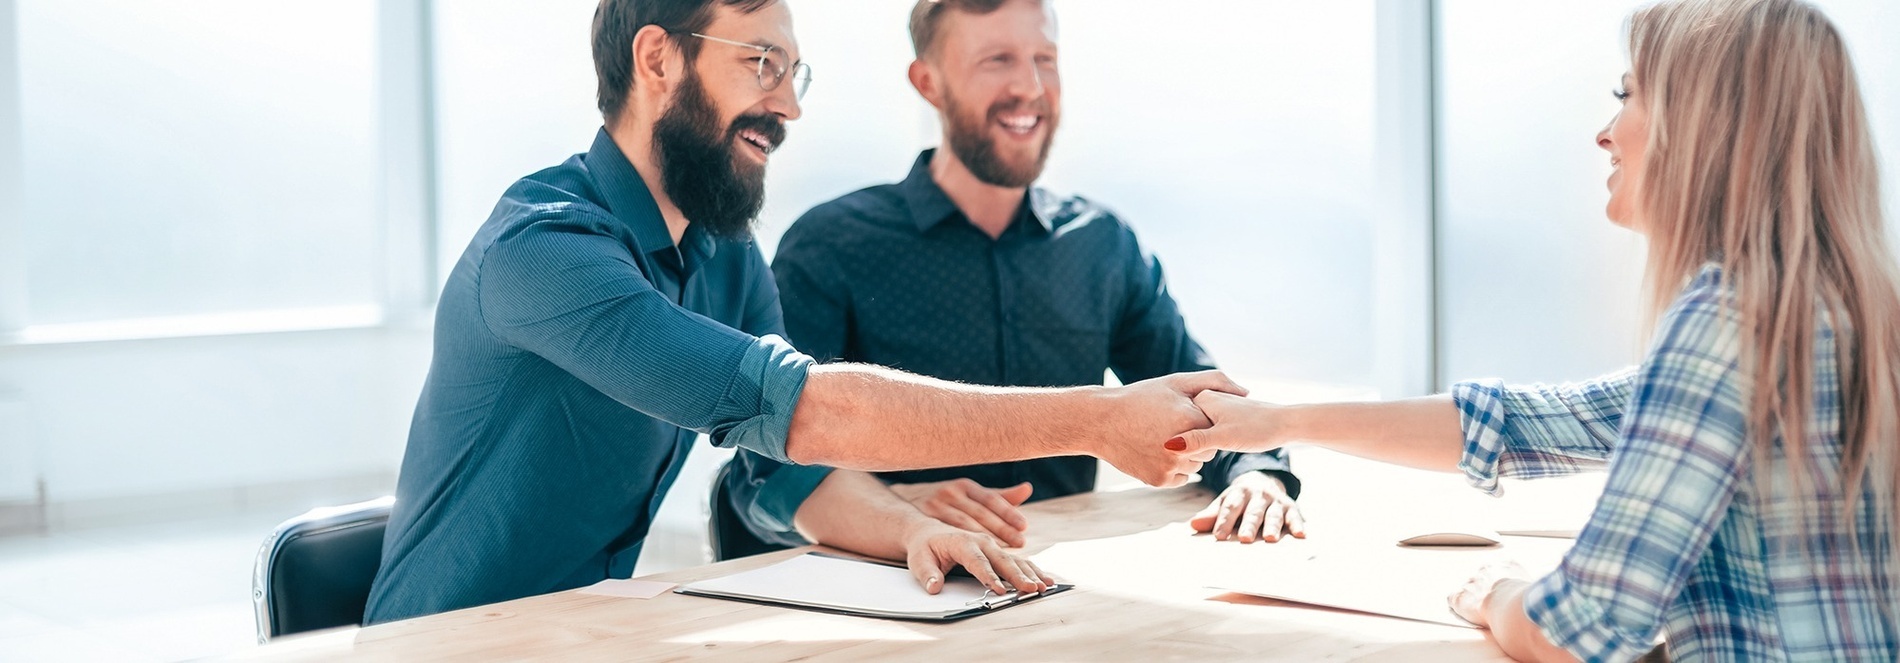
<box><xmin>708</xmin><ymin>460</ymin><xmax>792</xmax><ymax>562</ymax></box>
<box><xmin>252</xmin><ymin>496</ymin><xmax>394</xmax><ymax>643</ymax></box>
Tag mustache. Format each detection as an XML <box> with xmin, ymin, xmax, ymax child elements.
<box><xmin>986</xmin><ymin>96</ymin><xmax>1053</xmax><ymax>121</ymax></box>
<box><xmin>727</xmin><ymin>113</ymin><xmax>788</xmax><ymax>151</ymax></box>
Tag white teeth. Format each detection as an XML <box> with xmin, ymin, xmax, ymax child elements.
<box><xmin>999</xmin><ymin>115</ymin><xmax>1038</xmax><ymax>131</ymax></box>
<box><xmin>739</xmin><ymin>130</ymin><xmax>773</xmax><ymax>154</ymax></box>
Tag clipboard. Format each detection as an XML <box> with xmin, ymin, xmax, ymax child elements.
<box><xmin>675</xmin><ymin>552</ymin><xmax>1073</xmax><ymax>621</ymax></box>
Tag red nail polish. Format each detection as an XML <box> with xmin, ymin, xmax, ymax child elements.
<box><xmin>1164</xmin><ymin>437</ymin><xmax>1186</xmax><ymax>451</ymax></box>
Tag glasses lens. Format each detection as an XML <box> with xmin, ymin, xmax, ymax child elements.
<box><xmin>791</xmin><ymin>63</ymin><xmax>812</xmax><ymax>101</ymax></box>
<box><xmin>758</xmin><ymin>46</ymin><xmax>788</xmax><ymax>91</ymax></box>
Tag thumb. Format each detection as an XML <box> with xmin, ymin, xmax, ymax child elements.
<box><xmin>907</xmin><ymin>544</ymin><xmax>946</xmax><ymax>595</ymax></box>
<box><xmin>1001</xmin><ymin>482</ymin><xmax>1034</xmax><ymax>506</ymax></box>
<box><xmin>1169</xmin><ymin>427</ymin><xmax>1221</xmax><ymax>456</ymax></box>
<box><xmin>1174</xmin><ymin>370</ymin><xmax>1249</xmax><ymax>398</ymax></box>
<box><xmin>1188</xmin><ymin>499</ymin><xmax>1220</xmax><ymax>533</ymax></box>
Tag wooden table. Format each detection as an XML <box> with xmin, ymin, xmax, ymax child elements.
<box><xmin>237</xmin><ymin>446</ymin><xmax>1610</xmax><ymax>662</ymax></box>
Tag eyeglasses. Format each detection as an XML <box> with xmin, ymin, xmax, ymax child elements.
<box><xmin>677</xmin><ymin>32</ymin><xmax>813</xmax><ymax>102</ymax></box>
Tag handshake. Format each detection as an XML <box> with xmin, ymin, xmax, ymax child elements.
<box><xmin>1079</xmin><ymin>370</ymin><xmax>1281</xmax><ymax>488</ymax></box>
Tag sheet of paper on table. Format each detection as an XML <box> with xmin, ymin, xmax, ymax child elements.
<box><xmin>1031</xmin><ymin>523</ymin><xmax>1573</xmax><ymax>629</ymax></box>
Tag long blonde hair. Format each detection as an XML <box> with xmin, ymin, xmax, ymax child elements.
<box><xmin>1630</xmin><ymin>0</ymin><xmax>1899</xmax><ymax>593</ymax></box>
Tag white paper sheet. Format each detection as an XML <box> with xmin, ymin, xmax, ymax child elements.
<box><xmin>679</xmin><ymin>553</ymin><xmax>1020</xmax><ymax>619</ymax></box>
<box><xmin>580</xmin><ymin>579</ymin><xmax>677</xmax><ymax>599</ymax></box>
<box><xmin>1033</xmin><ymin>524</ymin><xmax>1571</xmax><ymax>629</ymax></box>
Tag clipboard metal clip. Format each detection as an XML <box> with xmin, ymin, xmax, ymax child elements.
<box><xmin>963</xmin><ymin>588</ymin><xmax>1038</xmax><ymax>610</ymax></box>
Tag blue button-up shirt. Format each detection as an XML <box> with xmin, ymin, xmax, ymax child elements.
<box><xmin>365</xmin><ymin>129</ymin><xmax>814</xmax><ymax>624</ymax></box>
<box><xmin>724</xmin><ymin>150</ymin><xmax>1296</xmax><ymax>545</ymax></box>
<box><xmin>1455</xmin><ymin>264</ymin><xmax>1896</xmax><ymax>662</ymax></box>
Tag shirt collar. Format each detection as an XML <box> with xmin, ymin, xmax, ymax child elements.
<box><xmin>899</xmin><ymin>149</ymin><xmax>1056</xmax><ymax>235</ymax></box>
<box><xmin>584</xmin><ymin>127</ymin><xmax>678</xmax><ymax>256</ymax></box>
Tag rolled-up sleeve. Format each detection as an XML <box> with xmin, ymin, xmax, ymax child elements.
<box><xmin>724</xmin><ymin>242</ymin><xmax>834</xmax><ymax>541</ymax></box>
<box><xmin>1451</xmin><ymin>369</ymin><xmax>1635</xmax><ymax>496</ymax></box>
<box><xmin>477</xmin><ymin>216</ymin><xmax>813</xmax><ymax>464</ymax></box>
<box><xmin>1520</xmin><ymin>279</ymin><xmax>1749</xmax><ymax>661</ymax></box>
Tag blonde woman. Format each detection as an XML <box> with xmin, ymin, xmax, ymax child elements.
<box><xmin>1173</xmin><ymin>0</ymin><xmax>1900</xmax><ymax>660</ymax></box>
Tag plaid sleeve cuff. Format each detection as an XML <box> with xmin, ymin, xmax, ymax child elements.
<box><xmin>1452</xmin><ymin>379</ymin><xmax>1511</xmax><ymax>497</ymax></box>
<box><xmin>1523</xmin><ymin>568</ymin><xmax>1659</xmax><ymax>662</ymax></box>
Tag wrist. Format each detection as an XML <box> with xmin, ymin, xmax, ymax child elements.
<box><xmin>897</xmin><ymin>511</ymin><xmax>947</xmax><ymax>544</ymax></box>
<box><xmin>1053</xmin><ymin>385</ymin><xmax>1115</xmax><ymax>457</ymax></box>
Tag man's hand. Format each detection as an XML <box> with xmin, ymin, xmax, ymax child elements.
<box><xmin>890</xmin><ymin>479</ymin><xmax>1033</xmax><ymax>548</ymax></box>
<box><xmin>1188</xmin><ymin>471</ymin><xmax>1305</xmax><ymax>543</ymax></box>
<box><xmin>1093</xmin><ymin>371</ymin><xmax>1248</xmax><ymax>488</ymax></box>
<box><xmin>903</xmin><ymin>520</ymin><xmax>1053</xmax><ymax>596</ymax></box>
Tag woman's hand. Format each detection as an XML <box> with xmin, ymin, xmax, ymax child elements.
<box><xmin>1449</xmin><ymin>561</ymin><xmax>1532</xmax><ymax>627</ymax></box>
<box><xmin>1169</xmin><ymin>391</ymin><xmax>1293</xmax><ymax>455</ymax></box>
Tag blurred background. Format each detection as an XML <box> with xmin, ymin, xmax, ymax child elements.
<box><xmin>0</xmin><ymin>0</ymin><xmax>1895</xmax><ymax>659</ymax></box>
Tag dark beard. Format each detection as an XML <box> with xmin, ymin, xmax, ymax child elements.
<box><xmin>944</xmin><ymin>91</ymin><xmax>1056</xmax><ymax>188</ymax></box>
<box><xmin>651</xmin><ymin>73</ymin><xmax>786</xmax><ymax>239</ymax></box>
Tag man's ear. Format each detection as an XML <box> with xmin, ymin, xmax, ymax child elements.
<box><xmin>908</xmin><ymin>59</ymin><xmax>944</xmax><ymax>110</ymax></box>
<box><xmin>631</xmin><ymin>24</ymin><xmax>682</xmax><ymax>100</ymax></box>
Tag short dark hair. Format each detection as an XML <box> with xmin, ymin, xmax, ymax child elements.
<box><xmin>593</xmin><ymin>0</ymin><xmax>776</xmax><ymax>124</ymax></box>
<box><xmin>909</xmin><ymin>0</ymin><xmax>1033</xmax><ymax>59</ymax></box>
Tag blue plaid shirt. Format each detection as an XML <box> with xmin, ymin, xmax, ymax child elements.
<box><xmin>1454</xmin><ymin>264</ymin><xmax>1895</xmax><ymax>662</ymax></box>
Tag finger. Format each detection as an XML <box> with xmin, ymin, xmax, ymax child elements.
<box><xmin>1237</xmin><ymin>492</ymin><xmax>1270</xmax><ymax>543</ymax></box>
<box><xmin>927</xmin><ymin>505</ymin><xmax>992</xmax><ymax>538</ymax></box>
<box><xmin>1174</xmin><ymin>370</ymin><xmax>1249</xmax><ymax>398</ymax></box>
<box><xmin>998</xmin><ymin>482</ymin><xmax>1034</xmax><ymax>506</ymax></box>
<box><xmin>966</xmin><ymin>484</ymin><xmax>1031</xmax><ymax>532</ymax></box>
<box><xmin>1157</xmin><ymin>472</ymin><xmax>1190</xmax><ymax>489</ymax></box>
<box><xmin>1286</xmin><ymin>504</ymin><xmax>1308</xmax><ymax>539</ymax></box>
<box><xmin>994</xmin><ymin>552</ymin><xmax>1043</xmax><ymax>594</ymax></box>
<box><xmin>1187</xmin><ymin>447</ymin><xmax>1218</xmax><ymax>463</ymax></box>
<box><xmin>1260</xmin><ymin>502</ymin><xmax>1287</xmax><ymax>543</ymax></box>
<box><xmin>1172</xmin><ymin>428</ymin><xmax>1219</xmax><ymax>456</ymax></box>
<box><xmin>1022</xmin><ymin>557</ymin><xmax>1057</xmax><ymax>587</ymax></box>
<box><xmin>945</xmin><ymin>491</ymin><xmax>1024</xmax><ymax>547</ymax></box>
<box><xmin>952</xmin><ymin>542</ymin><xmax>1011</xmax><ymax>595</ymax></box>
<box><xmin>1188</xmin><ymin>499</ymin><xmax>1221</xmax><ymax>533</ymax></box>
<box><xmin>907</xmin><ymin>544</ymin><xmax>947</xmax><ymax>595</ymax></box>
<box><xmin>1212</xmin><ymin>493</ymin><xmax>1243</xmax><ymax>541</ymax></box>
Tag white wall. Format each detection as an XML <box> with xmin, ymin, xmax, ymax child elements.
<box><xmin>0</xmin><ymin>0</ymin><xmax>426</xmax><ymax>520</ymax></box>
<box><xmin>1436</xmin><ymin>0</ymin><xmax>1900</xmax><ymax>387</ymax></box>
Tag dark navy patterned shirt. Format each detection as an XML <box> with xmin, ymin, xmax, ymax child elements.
<box><xmin>724</xmin><ymin>150</ymin><xmax>1296</xmax><ymax>546</ymax></box>
<box><xmin>365</xmin><ymin>129</ymin><xmax>821</xmax><ymax>624</ymax></box>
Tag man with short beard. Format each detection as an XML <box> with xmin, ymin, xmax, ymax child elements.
<box><xmin>722</xmin><ymin>0</ymin><xmax>1305</xmax><ymax>565</ymax></box>
<box><xmin>366</xmin><ymin>0</ymin><xmax>1250</xmax><ymax>625</ymax></box>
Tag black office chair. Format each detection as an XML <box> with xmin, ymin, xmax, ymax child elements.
<box><xmin>251</xmin><ymin>496</ymin><xmax>394</xmax><ymax>643</ymax></box>
<box><xmin>708</xmin><ymin>460</ymin><xmax>793</xmax><ymax>562</ymax></box>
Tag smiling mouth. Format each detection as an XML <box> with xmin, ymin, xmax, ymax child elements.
<box><xmin>996</xmin><ymin>112</ymin><xmax>1042</xmax><ymax>136</ymax></box>
<box><xmin>737</xmin><ymin>128</ymin><xmax>777</xmax><ymax>156</ymax></box>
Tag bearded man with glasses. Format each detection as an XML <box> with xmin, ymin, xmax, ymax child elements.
<box><xmin>367</xmin><ymin>0</ymin><xmax>1245</xmax><ymax>626</ymax></box>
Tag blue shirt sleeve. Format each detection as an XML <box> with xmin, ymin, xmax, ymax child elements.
<box><xmin>1519</xmin><ymin>275</ymin><xmax>1751</xmax><ymax>661</ymax></box>
<box><xmin>476</xmin><ymin>215</ymin><xmax>812</xmax><ymax>464</ymax></box>
<box><xmin>722</xmin><ymin>240</ymin><xmax>834</xmax><ymax>544</ymax></box>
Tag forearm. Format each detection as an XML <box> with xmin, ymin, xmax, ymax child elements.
<box><xmin>785</xmin><ymin>363</ymin><xmax>1103</xmax><ymax>469</ymax></box>
<box><xmin>1279</xmin><ymin>395</ymin><xmax>1464</xmax><ymax>472</ymax></box>
<box><xmin>1487</xmin><ymin>583</ymin><xmax>1579</xmax><ymax>663</ymax></box>
<box><xmin>791</xmin><ymin>469</ymin><xmax>932</xmax><ymax>561</ymax></box>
